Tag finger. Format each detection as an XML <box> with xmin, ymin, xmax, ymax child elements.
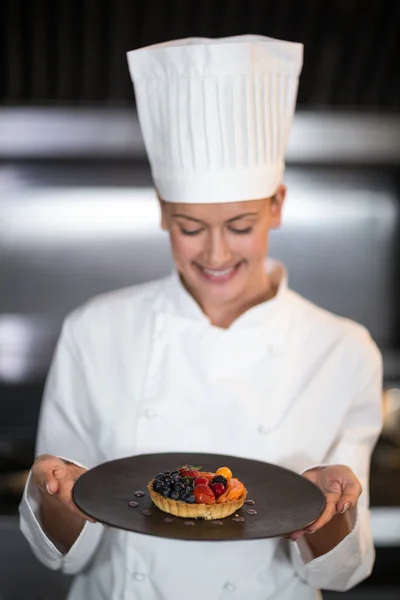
<box><xmin>33</xmin><ymin>457</ymin><xmax>68</xmax><ymax>492</ymax></box>
<box><xmin>33</xmin><ymin>468</ymin><xmax>60</xmax><ymax>495</ymax></box>
<box><xmin>336</xmin><ymin>491</ymin><xmax>360</xmax><ymax>514</ymax></box>
<box><xmin>57</xmin><ymin>486</ymin><xmax>97</xmax><ymax>523</ymax></box>
<box><xmin>306</xmin><ymin>500</ymin><xmax>337</xmax><ymax>533</ymax></box>
<box><xmin>289</xmin><ymin>529</ymin><xmax>307</xmax><ymax>541</ymax></box>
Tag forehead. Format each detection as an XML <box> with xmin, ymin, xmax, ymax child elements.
<box><xmin>165</xmin><ymin>198</ymin><xmax>269</xmax><ymax>222</ymax></box>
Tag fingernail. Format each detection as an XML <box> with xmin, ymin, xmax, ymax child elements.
<box><xmin>46</xmin><ymin>483</ymin><xmax>53</xmax><ymax>495</ymax></box>
<box><xmin>341</xmin><ymin>502</ymin><xmax>350</xmax><ymax>514</ymax></box>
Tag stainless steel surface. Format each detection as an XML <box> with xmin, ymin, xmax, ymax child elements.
<box><xmin>1</xmin><ymin>109</ymin><xmax>400</xmax><ymax>162</ymax></box>
<box><xmin>1</xmin><ymin>163</ymin><xmax>399</xmax><ymax>384</ymax></box>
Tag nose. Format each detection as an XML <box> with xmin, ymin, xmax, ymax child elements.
<box><xmin>203</xmin><ymin>229</ymin><xmax>232</xmax><ymax>267</ymax></box>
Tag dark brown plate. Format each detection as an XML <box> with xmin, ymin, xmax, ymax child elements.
<box><xmin>72</xmin><ymin>453</ymin><xmax>325</xmax><ymax>541</ymax></box>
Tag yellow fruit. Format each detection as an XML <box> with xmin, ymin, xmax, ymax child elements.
<box><xmin>216</xmin><ymin>467</ymin><xmax>233</xmax><ymax>481</ymax></box>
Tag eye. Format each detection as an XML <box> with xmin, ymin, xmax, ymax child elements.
<box><xmin>229</xmin><ymin>227</ymin><xmax>253</xmax><ymax>235</ymax></box>
<box><xmin>180</xmin><ymin>228</ymin><xmax>204</xmax><ymax>236</ymax></box>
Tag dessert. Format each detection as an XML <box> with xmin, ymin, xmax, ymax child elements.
<box><xmin>147</xmin><ymin>465</ymin><xmax>247</xmax><ymax>520</ymax></box>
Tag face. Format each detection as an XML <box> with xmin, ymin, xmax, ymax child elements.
<box><xmin>159</xmin><ymin>186</ymin><xmax>286</xmax><ymax>309</ymax></box>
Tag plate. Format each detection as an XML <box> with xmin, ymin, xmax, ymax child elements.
<box><xmin>73</xmin><ymin>453</ymin><xmax>325</xmax><ymax>541</ymax></box>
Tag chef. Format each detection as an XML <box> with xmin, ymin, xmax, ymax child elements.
<box><xmin>19</xmin><ymin>35</ymin><xmax>382</xmax><ymax>600</ymax></box>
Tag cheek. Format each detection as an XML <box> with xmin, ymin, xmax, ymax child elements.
<box><xmin>169</xmin><ymin>232</ymin><xmax>199</xmax><ymax>265</ymax></box>
<box><xmin>237</xmin><ymin>233</ymin><xmax>268</xmax><ymax>261</ymax></box>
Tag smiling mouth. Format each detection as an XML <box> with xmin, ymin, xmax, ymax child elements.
<box><xmin>195</xmin><ymin>261</ymin><xmax>244</xmax><ymax>282</ymax></box>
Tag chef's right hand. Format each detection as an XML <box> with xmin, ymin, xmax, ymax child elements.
<box><xmin>32</xmin><ymin>454</ymin><xmax>96</xmax><ymax>523</ymax></box>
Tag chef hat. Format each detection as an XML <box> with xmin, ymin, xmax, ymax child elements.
<box><xmin>127</xmin><ymin>35</ymin><xmax>303</xmax><ymax>204</ymax></box>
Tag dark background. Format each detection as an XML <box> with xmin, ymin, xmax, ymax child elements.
<box><xmin>1</xmin><ymin>0</ymin><xmax>399</xmax><ymax>108</ymax></box>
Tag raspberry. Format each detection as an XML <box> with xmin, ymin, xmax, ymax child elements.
<box><xmin>210</xmin><ymin>483</ymin><xmax>225</xmax><ymax>498</ymax></box>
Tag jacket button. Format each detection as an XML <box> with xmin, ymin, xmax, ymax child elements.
<box><xmin>224</xmin><ymin>582</ymin><xmax>236</xmax><ymax>593</ymax></box>
<box><xmin>144</xmin><ymin>408</ymin><xmax>157</xmax><ymax>418</ymax></box>
<box><xmin>133</xmin><ymin>572</ymin><xmax>146</xmax><ymax>582</ymax></box>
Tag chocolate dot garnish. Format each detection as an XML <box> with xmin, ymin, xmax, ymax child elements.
<box><xmin>232</xmin><ymin>516</ymin><xmax>245</xmax><ymax>523</ymax></box>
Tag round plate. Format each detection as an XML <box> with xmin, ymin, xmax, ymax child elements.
<box><xmin>73</xmin><ymin>453</ymin><xmax>325</xmax><ymax>541</ymax></box>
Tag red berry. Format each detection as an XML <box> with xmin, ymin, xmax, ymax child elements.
<box><xmin>193</xmin><ymin>477</ymin><xmax>210</xmax><ymax>487</ymax></box>
<box><xmin>179</xmin><ymin>468</ymin><xmax>200</xmax><ymax>478</ymax></box>
<box><xmin>193</xmin><ymin>484</ymin><xmax>215</xmax><ymax>504</ymax></box>
<box><xmin>210</xmin><ymin>483</ymin><xmax>225</xmax><ymax>498</ymax></box>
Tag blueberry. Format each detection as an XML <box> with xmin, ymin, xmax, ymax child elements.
<box><xmin>161</xmin><ymin>487</ymin><xmax>171</xmax><ymax>498</ymax></box>
<box><xmin>155</xmin><ymin>473</ymin><xmax>165</xmax><ymax>481</ymax></box>
<box><xmin>174</xmin><ymin>482</ymin><xmax>185</xmax><ymax>492</ymax></box>
<box><xmin>153</xmin><ymin>480</ymin><xmax>163</xmax><ymax>493</ymax></box>
<box><xmin>170</xmin><ymin>491</ymin><xmax>180</xmax><ymax>501</ymax></box>
<box><xmin>185</xmin><ymin>495</ymin><xmax>196</xmax><ymax>504</ymax></box>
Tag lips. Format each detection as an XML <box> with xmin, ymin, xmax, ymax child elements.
<box><xmin>195</xmin><ymin>261</ymin><xmax>243</xmax><ymax>283</ymax></box>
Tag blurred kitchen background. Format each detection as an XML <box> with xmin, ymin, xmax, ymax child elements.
<box><xmin>0</xmin><ymin>0</ymin><xmax>399</xmax><ymax>598</ymax></box>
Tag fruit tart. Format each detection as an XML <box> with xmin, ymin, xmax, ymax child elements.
<box><xmin>147</xmin><ymin>465</ymin><xmax>247</xmax><ymax>520</ymax></box>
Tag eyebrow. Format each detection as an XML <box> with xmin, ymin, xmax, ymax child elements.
<box><xmin>172</xmin><ymin>212</ymin><xmax>258</xmax><ymax>224</ymax></box>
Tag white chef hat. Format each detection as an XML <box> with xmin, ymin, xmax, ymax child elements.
<box><xmin>127</xmin><ymin>35</ymin><xmax>303</xmax><ymax>204</ymax></box>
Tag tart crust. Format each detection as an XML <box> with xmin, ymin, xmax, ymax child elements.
<box><xmin>147</xmin><ymin>480</ymin><xmax>248</xmax><ymax>520</ymax></box>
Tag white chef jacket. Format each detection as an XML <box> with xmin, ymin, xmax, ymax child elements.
<box><xmin>19</xmin><ymin>260</ymin><xmax>383</xmax><ymax>600</ymax></box>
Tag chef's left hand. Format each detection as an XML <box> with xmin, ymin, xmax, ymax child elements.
<box><xmin>288</xmin><ymin>465</ymin><xmax>362</xmax><ymax>541</ymax></box>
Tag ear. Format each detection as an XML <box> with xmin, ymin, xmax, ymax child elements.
<box><xmin>270</xmin><ymin>183</ymin><xmax>286</xmax><ymax>228</ymax></box>
<box><xmin>157</xmin><ymin>191</ymin><xmax>169</xmax><ymax>231</ymax></box>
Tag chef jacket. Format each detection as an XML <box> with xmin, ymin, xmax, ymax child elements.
<box><xmin>19</xmin><ymin>260</ymin><xmax>383</xmax><ymax>600</ymax></box>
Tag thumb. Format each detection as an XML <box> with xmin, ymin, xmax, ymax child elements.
<box><xmin>45</xmin><ymin>476</ymin><xmax>59</xmax><ymax>494</ymax></box>
<box><xmin>43</xmin><ymin>459</ymin><xmax>69</xmax><ymax>494</ymax></box>
<box><xmin>336</xmin><ymin>491</ymin><xmax>359</xmax><ymax>514</ymax></box>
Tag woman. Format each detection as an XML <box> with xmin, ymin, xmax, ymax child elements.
<box><xmin>20</xmin><ymin>36</ymin><xmax>382</xmax><ymax>600</ymax></box>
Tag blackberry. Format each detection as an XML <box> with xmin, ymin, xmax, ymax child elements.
<box><xmin>211</xmin><ymin>475</ymin><xmax>227</xmax><ymax>486</ymax></box>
